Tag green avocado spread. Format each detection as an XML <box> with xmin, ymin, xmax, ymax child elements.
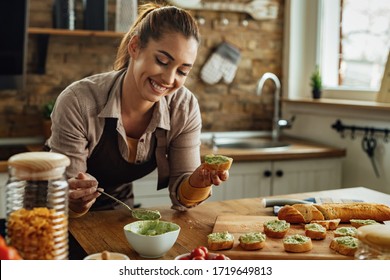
<box><xmin>283</xmin><ymin>234</ymin><xmax>311</xmax><ymax>244</ymax></box>
<box><xmin>334</xmin><ymin>236</ymin><xmax>358</xmax><ymax>248</ymax></box>
<box><xmin>350</xmin><ymin>219</ymin><xmax>379</xmax><ymax>225</ymax></box>
<box><xmin>204</xmin><ymin>154</ymin><xmax>230</xmax><ymax>165</ymax></box>
<box><xmin>239</xmin><ymin>232</ymin><xmax>266</xmax><ymax>243</ymax></box>
<box><xmin>305</xmin><ymin>223</ymin><xmax>326</xmax><ymax>232</ymax></box>
<box><xmin>264</xmin><ymin>219</ymin><xmax>290</xmax><ymax>232</ymax></box>
<box><xmin>335</xmin><ymin>227</ymin><xmax>357</xmax><ymax>236</ymax></box>
<box><xmin>208</xmin><ymin>231</ymin><xmax>234</xmax><ymax>242</ymax></box>
<box><xmin>132</xmin><ymin>221</ymin><xmax>179</xmax><ymax>236</ymax></box>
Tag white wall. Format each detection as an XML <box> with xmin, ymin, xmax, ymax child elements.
<box><xmin>282</xmin><ymin>105</ymin><xmax>390</xmax><ymax>194</ymax></box>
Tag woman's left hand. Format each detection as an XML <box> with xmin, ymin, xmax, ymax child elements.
<box><xmin>189</xmin><ymin>163</ymin><xmax>229</xmax><ymax>188</ymax></box>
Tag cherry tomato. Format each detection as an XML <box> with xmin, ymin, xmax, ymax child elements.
<box><xmin>0</xmin><ymin>246</ymin><xmax>22</xmax><ymax>260</ymax></box>
<box><xmin>198</xmin><ymin>246</ymin><xmax>208</xmax><ymax>256</ymax></box>
<box><xmin>0</xmin><ymin>235</ymin><xmax>6</xmax><ymax>247</ymax></box>
<box><xmin>213</xmin><ymin>254</ymin><xmax>227</xmax><ymax>260</ymax></box>
<box><xmin>190</xmin><ymin>247</ymin><xmax>206</xmax><ymax>259</ymax></box>
<box><xmin>192</xmin><ymin>256</ymin><xmax>205</xmax><ymax>260</ymax></box>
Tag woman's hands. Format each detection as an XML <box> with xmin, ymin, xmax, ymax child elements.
<box><xmin>188</xmin><ymin>163</ymin><xmax>229</xmax><ymax>188</ymax></box>
<box><xmin>68</xmin><ymin>172</ymin><xmax>101</xmax><ymax>214</ymax></box>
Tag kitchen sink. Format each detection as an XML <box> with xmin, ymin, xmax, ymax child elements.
<box><xmin>214</xmin><ymin>137</ymin><xmax>290</xmax><ymax>149</ymax></box>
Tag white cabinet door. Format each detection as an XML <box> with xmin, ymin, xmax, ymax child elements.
<box><xmin>208</xmin><ymin>161</ymin><xmax>272</xmax><ymax>202</ymax></box>
<box><xmin>271</xmin><ymin>158</ymin><xmax>342</xmax><ymax>195</ymax></box>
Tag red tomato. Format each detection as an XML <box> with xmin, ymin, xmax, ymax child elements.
<box><xmin>192</xmin><ymin>256</ymin><xmax>205</xmax><ymax>260</ymax></box>
<box><xmin>0</xmin><ymin>235</ymin><xmax>6</xmax><ymax>247</ymax></box>
<box><xmin>212</xmin><ymin>254</ymin><xmax>227</xmax><ymax>260</ymax></box>
<box><xmin>198</xmin><ymin>246</ymin><xmax>208</xmax><ymax>256</ymax></box>
<box><xmin>190</xmin><ymin>247</ymin><xmax>206</xmax><ymax>259</ymax></box>
<box><xmin>0</xmin><ymin>246</ymin><xmax>22</xmax><ymax>260</ymax></box>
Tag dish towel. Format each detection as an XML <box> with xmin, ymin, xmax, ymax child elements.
<box><xmin>200</xmin><ymin>42</ymin><xmax>241</xmax><ymax>85</ymax></box>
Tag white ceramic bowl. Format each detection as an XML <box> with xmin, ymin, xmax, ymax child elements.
<box><xmin>123</xmin><ymin>220</ymin><xmax>180</xmax><ymax>258</ymax></box>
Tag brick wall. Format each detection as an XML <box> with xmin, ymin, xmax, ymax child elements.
<box><xmin>0</xmin><ymin>0</ymin><xmax>284</xmax><ymax>137</ymax></box>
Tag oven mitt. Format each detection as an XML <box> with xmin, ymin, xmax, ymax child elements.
<box><xmin>200</xmin><ymin>42</ymin><xmax>241</xmax><ymax>85</ymax></box>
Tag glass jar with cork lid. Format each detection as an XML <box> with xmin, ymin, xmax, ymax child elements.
<box><xmin>5</xmin><ymin>151</ymin><xmax>70</xmax><ymax>260</ymax></box>
<box><xmin>355</xmin><ymin>224</ymin><xmax>390</xmax><ymax>260</ymax></box>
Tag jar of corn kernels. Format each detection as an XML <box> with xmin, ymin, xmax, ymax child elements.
<box><xmin>5</xmin><ymin>152</ymin><xmax>70</xmax><ymax>260</ymax></box>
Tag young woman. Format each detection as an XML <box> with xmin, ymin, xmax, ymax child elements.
<box><xmin>47</xmin><ymin>3</ymin><xmax>229</xmax><ymax>217</ymax></box>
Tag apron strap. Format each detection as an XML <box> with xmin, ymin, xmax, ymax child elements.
<box><xmin>155</xmin><ymin>128</ymin><xmax>170</xmax><ymax>190</ymax></box>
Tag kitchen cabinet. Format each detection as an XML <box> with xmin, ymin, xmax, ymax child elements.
<box><xmin>133</xmin><ymin>158</ymin><xmax>342</xmax><ymax>207</ymax></box>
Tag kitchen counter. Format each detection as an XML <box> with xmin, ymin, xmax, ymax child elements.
<box><xmin>201</xmin><ymin>136</ymin><xmax>346</xmax><ymax>162</ymax></box>
<box><xmin>68</xmin><ymin>187</ymin><xmax>390</xmax><ymax>260</ymax></box>
<box><xmin>0</xmin><ymin>135</ymin><xmax>346</xmax><ymax>173</ymax></box>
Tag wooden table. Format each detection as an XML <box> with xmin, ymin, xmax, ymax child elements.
<box><xmin>68</xmin><ymin>187</ymin><xmax>390</xmax><ymax>260</ymax></box>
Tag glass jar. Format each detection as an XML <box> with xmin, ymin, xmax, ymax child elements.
<box><xmin>5</xmin><ymin>151</ymin><xmax>70</xmax><ymax>260</ymax></box>
<box><xmin>355</xmin><ymin>224</ymin><xmax>390</xmax><ymax>260</ymax></box>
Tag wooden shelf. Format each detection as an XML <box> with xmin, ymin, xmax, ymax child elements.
<box><xmin>28</xmin><ymin>27</ymin><xmax>124</xmax><ymax>38</ymax></box>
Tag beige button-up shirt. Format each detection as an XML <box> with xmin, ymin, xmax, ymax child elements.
<box><xmin>48</xmin><ymin>69</ymin><xmax>202</xmax><ymax>211</ymax></box>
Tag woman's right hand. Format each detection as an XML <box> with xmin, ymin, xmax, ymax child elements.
<box><xmin>68</xmin><ymin>172</ymin><xmax>101</xmax><ymax>214</ymax></box>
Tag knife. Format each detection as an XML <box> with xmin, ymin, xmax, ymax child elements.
<box><xmin>261</xmin><ymin>198</ymin><xmax>314</xmax><ymax>208</ymax></box>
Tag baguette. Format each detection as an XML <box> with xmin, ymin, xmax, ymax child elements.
<box><xmin>277</xmin><ymin>204</ymin><xmax>324</xmax><ymax>223</ymax></box>
<box><xmin>310</xmin><ymin>218</ymin><xmax>340</xmax><ymax>230</ymax></box>
<box><xmin>329</xmin><ymin>236</ymin><xmax>358</xmax><ymax>256</ymax></box>
<box><xmin>283</xmin><ymin>234</ymin><xmax>313</xmax><ymax>253</ymax></box>
<box><xmin>278</xmin><ymin>203</ymin><xmax>390</xmax><ymax>223</ymax></box>
<box><xmin>304</xmin><ymin>223</ymin><xmax>326</xmax><ymax>240</ymax></box>
<box><xmin>207</xmin><ymin>231</ymin><xmax>234</xmax><ymax>251</ymax></box>
<box><xmin>263</xmin><ymin>219</ymin><xmax>290</xmax><ymax>238</ymax></box>
<box><xmin>239</xmin><ymin>232</ymin><xmax>266</xmax><ymax>251</ymax></box>
<box><xmin>204</xmin><ymin>154</ymin><xmax>233</xmax><ymax>171</ymax></box>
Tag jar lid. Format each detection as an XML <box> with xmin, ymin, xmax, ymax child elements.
<box><xmin>8</xmin><ymin>152</ymin><xmax>70</xmax><ymax>180</ymax></box>
<box><xmin>357</xmin><ymin>224</ymin><xmax>390</xmax><ymax>248</ymax></box>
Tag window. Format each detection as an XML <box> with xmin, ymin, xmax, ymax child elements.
<box><xmin>284</xmin><ymin>0</ymin><xmax>390</xmax><ymax>101</ymax></box>
<box><xmin>322</xmin><ymin>0</ymin><xmax>390</xmax><ymax>90</ymax></box>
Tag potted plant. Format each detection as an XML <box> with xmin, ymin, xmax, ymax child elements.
<box><xmin>42</xmin><ymin>100</ymin><xmax>55</xmax><ymax>139</ymax></box>
<box><xmin>310</xmin><ymin>66</ymin><xmax>322</xmax><ymax>99</ymax></box>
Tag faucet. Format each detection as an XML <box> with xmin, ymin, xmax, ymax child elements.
<box><xmin>256</xmin><ymin>72</ymin><xmax>292</xmax><ymax>142</ymax></box>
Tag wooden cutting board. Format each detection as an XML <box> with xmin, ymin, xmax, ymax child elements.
<box><xmin>211</xmin><ymin>215</ymin><xmax>353</xmax><ymax>260</ymax></box>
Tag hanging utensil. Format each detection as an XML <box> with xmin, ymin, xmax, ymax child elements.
<box><xmin>361</xmin><ymin>135</ymin><xmax>380</xmax><ymax>178</ymax></box>
<box><xmin>97</xmin><ymin>190</ymin><xmax>161</xmax><ymax>220</ymax></box>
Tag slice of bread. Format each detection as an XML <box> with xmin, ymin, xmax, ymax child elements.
<box><xmin>207</xmin><ymin>231</ymin><xmax>234</xmax><ymax>251</ymax></box>
<box><xmin>329</xmin><ymin>236</ymin><xmax>358</xmax><ymax>256</ymax></box>
<box><xmin>239</xmin><ymin>232</ymin><xmax>266</xmax><ymax>251</ymax></box>
<box><xmin>334</xmin><ymin>226</ymin><xmax>357</xmax><ymax>237</ymax></box>
<box><xmin>310</xmin><ymin>218</ymin><xmax>341</xmax><ymax>230</ymax></box>
<box><xmin>350</xmin><ymin>219</ymin><xmax>380</xmax><ymax>228</ymax></box>
<box><xmin>305</xmin><ymin>223</ymin><xmax>327</xmax><ymax>240</ymax></box>
<box><xmin>204</xmin><ymin>154</ymin><xmax>233</xmax><ymax>171</ymax></box>
<box><xmin>263</xmin><ymin>219</ymin><xmax>290</xmax><ymax>238</ymax></box>
<box><xmin>283</xmin><ymin>234</ymin><xmax>313</xmax><ymax>253</ymax></box>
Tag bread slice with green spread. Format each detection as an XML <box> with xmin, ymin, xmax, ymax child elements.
<box><xmin>310</xmin><ymin>218</ymin><xmax>341</xmax><ymax>230</ymax></box>
<box><xmin>305</xmin><ymin>223</ymin><xmax>327</xmax><ymax>240</ymax></box>
<box><xmin>204</xmin><ymin>154</ymin><xmax>233</xmax><ymax>171</ymax></box>
<box><xmin>207</xmin><ymin>231</ymin><xmax>234</xmax><ymax>251</ymax></box>
<box><xmin>329</xmin><ymin>236</ymin><xmax>358</xmax><ymax>256</ymax></box>
<box><xmin>334</xmin><ymin>226</ymin><xmax>357</xmax><ymax>237</ymax></box>
<box><xmin>239</xmin><ymin>232</ymin><xmax>266</xmax><ymax>251</ymax></box>
<box><xmin>350</xmin><ymin>219</ymin><xmax>380</xmax><ymax>228</ymax></box>
<box><xmin>283</xmin><ymin>234</ymin><xmax>313</xmax><ymax>253</ymax></box>
<box><xmin>263</xmin><ymin>219</ymin><xmax>290</xmax><ymax>238</ymax></box>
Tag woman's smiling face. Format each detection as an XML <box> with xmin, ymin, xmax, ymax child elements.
<box><xmin>128</xmin><ymin>32</ymin><xmax>199</xmax><ymax>103</ymax></box>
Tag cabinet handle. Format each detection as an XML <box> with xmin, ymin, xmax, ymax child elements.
<box><xmin>263</xmin><ymin>170</ymin><xmax>272</xmax><ymax>177</ymax></box>
<box><xmin>276</xmin><ymin>170</ymin><xmax>284</xmax><ymax>177</ymax></box>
